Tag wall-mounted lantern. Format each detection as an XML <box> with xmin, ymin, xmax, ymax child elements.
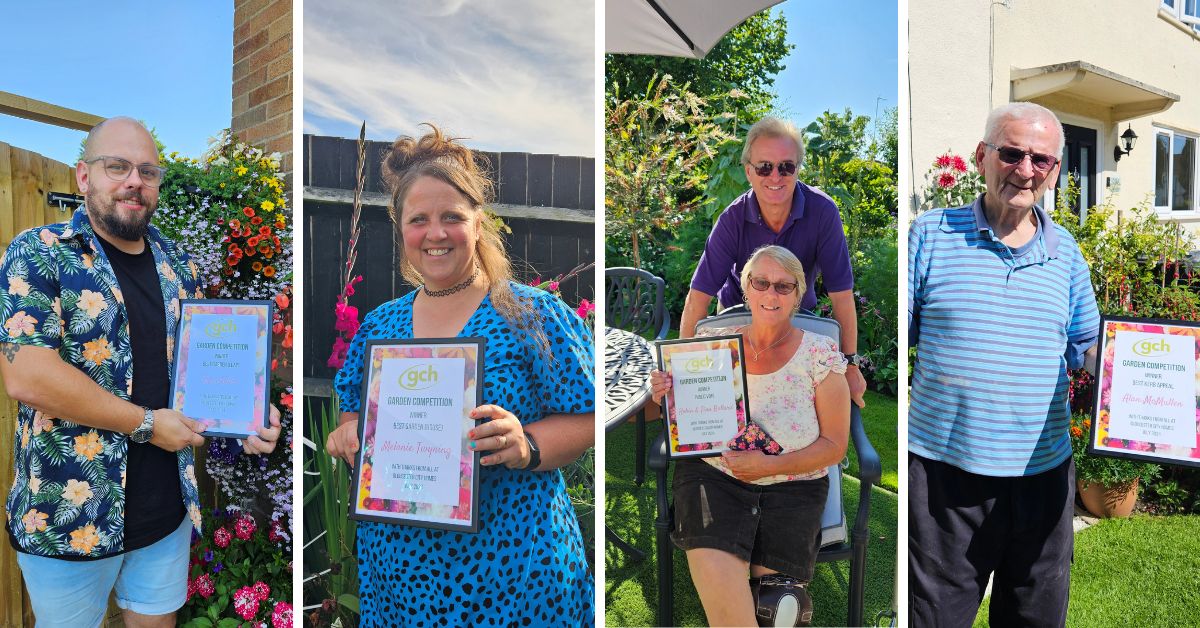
<box><xmin>1114</xmin><ymin>124</ymin><xmax>1138</xmax><ymax>162</ymax></box>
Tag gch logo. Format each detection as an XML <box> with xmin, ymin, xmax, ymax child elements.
<box><xmin>204</xmin><ymin>319</ymin><xmax>237</xmax><ymax>338</ymax></box>
<box><xmin>1132</xmin><ymin>338</ymin><xmax>1170</xmax><ymax>358</ymax></box>
<box><xmin>398</xmin><ymin>364</ymin><xmax>438</xmax><ymax>390</ymax></box>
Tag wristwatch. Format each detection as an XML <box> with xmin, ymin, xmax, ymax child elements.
<box><xmin>522</xmin><ymin>431</ymin><xmax>542</xmax><ymax>471</ymax></box>
<box><xmin>131</xmin><ymin>407</ymin><xmax>155</xmax><ymax>443</ymax></box>
<box><xmin>844</xmin><ymin>353</ymin><xmax>862</xmax><ymax>368</ymax></box>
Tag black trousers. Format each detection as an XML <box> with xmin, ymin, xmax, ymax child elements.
<box><xmin>908</xmin><ymin>454</ymin><xmax>1074</xmax><ymax>628</ymax></box>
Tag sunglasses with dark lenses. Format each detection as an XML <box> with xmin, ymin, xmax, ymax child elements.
<box><xmin>985</xmin><ymin>143</ymin><xmax>1059</xmax><ymax>172</ymax></box>
<box><xmin>750</xmin><ymin>160</ymin><xmax>798</xmax><ymax>177</ymax></box>
<box><xmin>748</xmin><ymin>275</ymin><xmax>799</xmax><ymax>295</ymax></box>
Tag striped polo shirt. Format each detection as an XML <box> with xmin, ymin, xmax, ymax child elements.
<box><xmin>908</xmin><ymin>197</ymin><xmax>1100</xmax><ymax>476</ymax></box>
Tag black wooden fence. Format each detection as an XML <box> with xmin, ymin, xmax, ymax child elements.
<box><xmin>303</xmin><ymin>134</ymin><xmax>596</xmax><ymax>391</ymax></box>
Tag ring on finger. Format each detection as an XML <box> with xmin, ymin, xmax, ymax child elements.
<box><xmin>498</xmin><ymin>434</ymin><xmax>507</xmax><ymax>447</ymax></box>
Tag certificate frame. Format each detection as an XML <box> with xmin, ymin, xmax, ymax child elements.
<box><xmin>1089</xmin><ymin>315</ymin><xmax>1200</xmax><ymax>469</ymax></box>
<box><xmin>349</xmin><ymin>337</ymin><xmax>486</xmax><ymax>532</ymax></box>
<box><xmin>655</xmin><ymin>334</ymin><xmax>749</xmax><ymax>459</ymax></box>
<box><xmin>170</xmin><ymin>299</ymin><xmax>273</xmax><ymax>440</ymax></box>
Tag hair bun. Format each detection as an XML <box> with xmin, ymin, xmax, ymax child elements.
<box><xmin>382</xmin><ymin>123</ymin><xmax>482</xmax><ymax>186</ymax></box>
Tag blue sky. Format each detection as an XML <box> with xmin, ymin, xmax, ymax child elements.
<box><xmin>304</xmin><ymin>0</ymin><xmax>595</xmax><ymax>157</ymax></box>
<box><xmin>773</xmin><ymin>1</ymin><xmax>898</xmax><ymax>132</ymax></box>
<box><xmin>0</xmin><ymin>4</ymin><xmax>232</xmax><ymax>165</ymax></box>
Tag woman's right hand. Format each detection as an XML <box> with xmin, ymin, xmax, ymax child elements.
<box><xmin>325</xmin><ymin>412</ymin><xmax>360</xmax><ymax>466</ymax></box>
<box><xmin>650</xmin><ymin>370</ymin><xmax>672</xmax><ymax>404</ymax></box>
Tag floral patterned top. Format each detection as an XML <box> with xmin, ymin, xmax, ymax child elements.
<box><xmin>2</xmin><ymin>206</ymin><xmax>205</xmax><ymax>558</ymax></box>
<box><xmin>700</xmin><ymin>326</ymin><xmax>847</xmax><ymax>485</ymax></box>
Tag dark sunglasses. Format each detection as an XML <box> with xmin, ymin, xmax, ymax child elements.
<box><xmin>749</xmin><ymin>160</ymin><xmax>798</xmax><ymax>177</ymax></box>
<box><xmin>985</xmin><ymin>143</ymin><xmax>1059</xmax><ymax>172</ymax></box>
<box><xmin>748</xmin><ymin>275</ymin><xmax>798</xmax><ymax>295</ymax></box>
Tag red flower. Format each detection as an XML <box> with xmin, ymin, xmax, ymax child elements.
<box><xmin>272</xmin><ymin>601</ymin><xmax>293</xmax><ymax>628</ymax></box>
<box><xmin>251</xmin><ymin>216</ymin><xmax>264</xmax><ymax>225</ymax></box>
<box><xmin>194</xmin><ymin>573</ymin><xmax>215</xmax><ymax>598</ymax></box>
<box><xmin>235</xmin><ymin>514</ymin><xmax>257</xmax><ymax>540</ymax></box>
<box><xmin>253</xmin><ymin>580</ymin><xmax>271</xmax><ymax>601</ymax></box>
<box><xmin>275</xmin><ymin>293</ymin><xmax>290</xmax><ymax>310</ymax></box>
<box><xmin>213</xmin><ymin>527</ymin><xmax>231</xmax><ymax>548</ymax></box>
<box><xmin>951</xmin><ymin>155</ymin><xmax>968</xmax><ymax>173</ymax></box>
<box><xmin>280</xmin><ymin>394</ymin><xmax>293</xmax><ymax>411</ymax></box>
<box><xmin>243</xmin><ymin>207</ymin><xmax>256</xmax><ymax>217</ymax></box>
<box><xmin>937</xmin><ymin>172</ymin><xmax>957</xmax><ymax>189</ymax></box>
<box><xmin>935</xmin><ymin>154</ymin><xmax>953</xmax><ymax>168</ymax></box>
<box><xmin>234</xmin><ymin>586</ymin><xmax>260</xmax><ymax>620</ymax></box>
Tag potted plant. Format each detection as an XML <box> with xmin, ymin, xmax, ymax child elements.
<box><xmin>1070</xmin><ymin>413</ymin><xmax>1161</xmax><ymax>518</ymax></box>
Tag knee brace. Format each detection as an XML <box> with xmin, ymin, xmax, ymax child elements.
<box><xmin>750</xmin><ymin>574</ymin><xmax>813</xmax><ymax>627</ymax></box>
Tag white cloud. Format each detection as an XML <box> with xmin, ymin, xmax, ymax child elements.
<box><xmin>304</xmin><ymin>0</ymin><xmax>595</xmax><ymax>156</ymax></box>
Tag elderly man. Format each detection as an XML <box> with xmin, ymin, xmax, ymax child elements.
<box><xmin>1</xmin><ymin>117</ymin><xmax>281</xmax><ymax>627</ymax></box>
<box><xmin>681</xmin><ymin>116</ymin><xmax>866</xmax><ymax>406</ymax></box>
<box><xmin>908</xmin><ymin>102</ymin><xmax>1100</xmax><ymax>627</ymax></box>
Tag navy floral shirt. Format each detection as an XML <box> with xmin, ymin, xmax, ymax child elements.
<box><xmin>2</xmin><ymin>206</ymin><xmax>204</xmax><ymax>558</ymax></box>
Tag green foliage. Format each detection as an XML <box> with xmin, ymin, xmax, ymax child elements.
<box><xmin>854</xmin><ymin>238</ymin><xmax>899</xmax><ymax>394</ymax></box>
<box><xmin>302</xmin><ymin>396</ymin><xmax>360</xmax><ymax>627</ymax></box>
<box><xmin>1071</xmin><ymin>413</ymin><xmax>1160</xmax><ymax>490</ymax></box>
<box><xmin>801</xmin><ymin>109</ymin><xmax>898</xmax><ymax>256</ymax></box>
<box><xmin>605</xmin><ymin>75</ymin><xmax>733</xmax><ymax>267</ymax></box>
<box><xmin>561</xmin><ymin>447</ymin><xmax>596</xmax><ymax>567</ymax></box>
<box><xmin>605</xmin><ymin>10</ymin><xmax>791</xmax><ymax>118</ymax></box>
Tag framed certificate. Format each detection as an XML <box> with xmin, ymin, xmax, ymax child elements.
<box><xmin>1089</xmin><ymin>315</ymin><xmax>1200</xmax><ymax>469</ymax></box>
<box><xmin>349</xmin><ymin>338</ymin><xmax>485</xmax><ymax>532</ymax></box>
<box><xmin>656</xmin><ymin>334</ymin><xmax>749</xmax><ymax>458</ymax></box>
<box><xmin>170</xmin><ymin>299</ymin><xmax>273</xmax><ymax>440</ymax></box>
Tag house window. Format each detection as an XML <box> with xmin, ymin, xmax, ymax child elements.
<box><xmin>1163</xmin><ymin>0</ymin><xmax>1200</xmax><ymax>30</ymax></box>
<box><xmin>1155</xmin><ymin>128</ymin><xmax>1198</xmax><ymax>213</ymax></box>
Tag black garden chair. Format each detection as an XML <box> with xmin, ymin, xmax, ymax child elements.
<box><xmin>647</xmin><ymin>310</ymin><xmax>881</xmax><ymax>626</ymax></box>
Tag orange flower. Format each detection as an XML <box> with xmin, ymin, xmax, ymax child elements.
<box><xmin>69</xmin><ymin>524</ymin><xmax>100</xmax><ymax>555</ymax></box>
<box><xmin>263</xmin><ymin>266</ymin><xmax>276</xmax><ymax>278</ymax></box>
<box><xmin>251</xmin><ymin>216</ymin><xmax>263</xmax><ymax>225</ymax></box>
<box><xmin>229</xmin><ymin>219</ymin><xmax>242</xmax><ymax>231</ymax></box>
<box><xmin>73</xmin><ymin>431</ymin><xmax>103</xmax><ymax>461</ymax></box>
<box><xmin>21</xmin><ymin>509</ymin><xmax>48</xmax><ymax>533</ymax></box>
<box><xmin>243</xmin><ymin>207</ymin><xmax>255</xmax><ymax>217</ymax></box>
<box><xmin>82</xmin><ymin>338</ymin><xmax>112</xmax><ymax>365</ymax></box>
<box><xmin>247</xmin><ymin>236</ymin><xmax>260</xmax><ymax>248</ymax></box>
<box><xmin>259</xmin><ymin>226</ymin><xmax>272</xmax><ymax>236</ymax></box>
<box><xmin>252</xmin><ymin>261</ymin><xmax>263</xmax><ymax>272</ymax></box>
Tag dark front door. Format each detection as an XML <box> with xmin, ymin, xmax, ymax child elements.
<box><xmin>1057</xmin><ymin>124</ymin><xmax>1098</xmax><ymax>220</ymax></box>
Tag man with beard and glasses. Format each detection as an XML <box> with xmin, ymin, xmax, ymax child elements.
<box><xmin>0</xmin><ymin>117</ymin><xmax>281</xmax><ymax>628</ymax></box>
<box><xmin>681</xmin><ymin>116</ymin><xmax>866</xmax><ymax>408</ymax></box>
<box><xmin>908</xmin><ymin>102</ymin><xmax>1100</xmax><ymax>627</ymax></box>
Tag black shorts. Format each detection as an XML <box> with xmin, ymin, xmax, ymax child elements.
<box><xmin>670</xmin><ymin>458</ymin><xmax>829</xmax><ymax>580</ymax></box>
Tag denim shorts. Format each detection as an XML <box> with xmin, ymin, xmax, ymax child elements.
<box><xmin>671</xmin><ymin>458</ymin><xmax>829</xmax><ymax>580</ymax></box>
<box><xmin>16</xmin><ymin>515</ymin><xmax>191</xmax><ymax>627</ymax></box>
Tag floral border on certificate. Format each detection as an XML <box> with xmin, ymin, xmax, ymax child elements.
<box><xmin>175</xmin><ymin>303</ymin><xmax>270</xmax><ymax>436</ymax></box>
<box><xmin>659</xmin><ymin>337</ymin><xmax>747</xmax><ymax>454</ymax></box>
<box><xmin>357</xmin><ymin>345</ymin><xmax>478</xmax><ymax>522</ymax></box>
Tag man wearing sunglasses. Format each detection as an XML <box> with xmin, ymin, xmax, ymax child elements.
<box><xmin>682</xmin><ymin>116</ymin><xmax>865</xmax><ymax>407</ymax></box>
<box><xmin>908</xmin><ymin>102</ymin><xmax>1100</xmax><ymax>627</ymax></box>
<box><xmin>0</xmin><ymin>117</ymin><xmax>281</xmax><ymax>627</ymax></box>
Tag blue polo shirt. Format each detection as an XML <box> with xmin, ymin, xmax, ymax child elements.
<box><xmin>690</xmin><ymin>182</ymin><xmax>854</xmax><ymax>311</ymax></box>
<box><xmin>908</xmin><ymin>197</ymin><xmax>1100</xmax><ymax>476</ymax></box>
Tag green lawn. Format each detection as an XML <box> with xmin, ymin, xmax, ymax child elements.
<box><xmin>604</xmin><ymin>391</ymin><xmax>899</xmax><ymax>626</ymax></box>
<box><xmin>972</xmin><ymin>515</ymin><xmax>1200</xmax><ymax>627</ymax></box>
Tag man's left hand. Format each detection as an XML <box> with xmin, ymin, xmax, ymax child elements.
<box><xmin>847</xmin><ymin>365</ymin><xmax>866</xmax><ymax>408</ymax></box>
<box><xmin>243</xmin><ymin>404</ymin><xmax>283</xmax><ymax>455</ymax></box>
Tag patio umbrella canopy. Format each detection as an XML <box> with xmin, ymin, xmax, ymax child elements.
<box><xmin>605</xmin><ymin>0</ymin><xmax>784</xmax><ymax>59</ymax></box>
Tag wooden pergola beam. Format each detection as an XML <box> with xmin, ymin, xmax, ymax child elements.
<box><xmin>0</xmin><ymin>91</ymin><xmax>103</xmax><ymax>132</ymax></box>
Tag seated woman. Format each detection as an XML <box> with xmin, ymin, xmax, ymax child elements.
<box><xmin>325</xmin><ymin>124</ymin><xmax>596</xmax><ymax>627</ymax></box>
<box><xmin>650</xmin><ymin>245</ymin><xmax>850</xmax><ymax>627</ymax></box>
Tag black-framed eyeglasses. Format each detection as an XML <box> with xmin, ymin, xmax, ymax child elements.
<box><xmin>748</xmin><ymin>275</ymin><xmax>799</xmax><ymax>295</ymax></box>
<box><xmin>984</xmin><ymin>143</ymin><xmax>1059</xmax><ymax>173</ymax></box>
<box><xmin>748</xmin><ymin>160</ymin><xmax>798</xmax><ymax>177</ymax></box>
<box><xmin>84</xmin><ymin>156</ymin><xmax>167</xmax><ymax>187</ymax></box>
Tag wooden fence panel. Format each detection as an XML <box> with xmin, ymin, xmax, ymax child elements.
<box><xmin>0</xmin><ymin>144</ymin><xmax>80</xmax><ymax>627</ymax></box>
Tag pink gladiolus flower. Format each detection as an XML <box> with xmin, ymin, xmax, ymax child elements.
<box><xmin>327</xmin><ymin>336</ymin><xmax>350</xmax><ymax>368</ymax></box>
<box><xmin>575</xmin><ymin>299</ymin><xmax>595</xmax><ymax>319</ymax></box>
<box><xmin>272</xmin><ymin>601</ymin><xmax>293</xmax><ymax>628</ymax></box>
<box><xmin>253</xmin><ymin>580</ymin><xmax>271</xmax><ymax>601</ymax></box>
<box><xmin>345</xmin><ymin>275</ymin><xmax>363</xmax><ymax>297</ymax></box>
<box><xmin>234</xmin><ymin>586</ymin><xmax>260</xmax><ymax>621</ymax></box>
<box><xmin>213</xmin><ymin>527</ymin><xmax>231</xmax><ymax>548</ymax></box>
<box><xmin>548</xmin><ymin>281</ymin><xmax>560</xmax><ymax>291</ymax></box>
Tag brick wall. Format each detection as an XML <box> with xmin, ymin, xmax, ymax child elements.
<box><xmin>232</xmin><ymin>0</ymin><xmax>293</xmax><ymax>189</ymax></box>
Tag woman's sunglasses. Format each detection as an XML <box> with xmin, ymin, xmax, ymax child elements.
<box><xmin>749</xmin><ymin>160</ymin><xmax>798</xmax><ymax>177</ymax></box>
<box><xmin>985</xmin><ymin>143</ymin><xmax>1059</xmax><ymax>173</ymax></box>
<box><xmin>748</xmin><ymin>275</ymin><xmax>798</xmax><ymax>295</ymax></box>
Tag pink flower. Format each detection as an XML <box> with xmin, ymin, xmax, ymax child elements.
<box><xmin>268</xmin><ymin>519</ymin><xmax>284</xmax><ymax>543</ymax></box>
<box><xmin>548</xmin><ymin>281</ymin><xmax>560</xmax><ymax>292</ymax></box>
<box><xmin>253</xmin><ymin>580</ymin><xmax>271</xmax><ymax>601</ymax></box>
<box><xmin>575</xmin><ymin>299</ymin><xmax>595</xmax><ymax>319</ymax></box>
<box><xmin>334</xmin><ymin>302</ymin><xmax>361</xmax><ymax>336</ymax></box>
<box><xmin>951</xmin><ymin>155</ymin><xmax>968</xmax><ymax>173</ymax></box>
<box><xmin>935</xmin><ymin>154</ymin><xmax>953</xmax><ymax>168</ymax></box>
<box><xmin>213</xmin><ymin>527</ymin><xmax>231</xmax><ymax>548</ymax></box>
<box><xmin>234</xmin><ymin>586</ymin><xmax>260</xmax><ymax>621</ymax></box>
<box><xmin>327</xmin><ymin>336</ymin><xmax>350</xmax><ymax>368</ymax></box>
<box><xmin>937</xmin><ymin>172</ymin><xmax>957</xmax><ymax>189</ymax></box>
<box><xmin>272</xmin><ymin>601</ymin><xmax>293</xmax><ymax>628</ymax></box>
<box><xmin>195</xmin><ymin>573</ymin><xmax>215</xmax><ymax>599</ymax></box>
<box><xmin>345</xmin><ymin>275</ymin><xmax>363</xmax><ymax>297</ymax></box>
<box><xmin>235</xmin><ymin>514</ymin><xmax>257</xmax><ymax>541</ymax></box>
